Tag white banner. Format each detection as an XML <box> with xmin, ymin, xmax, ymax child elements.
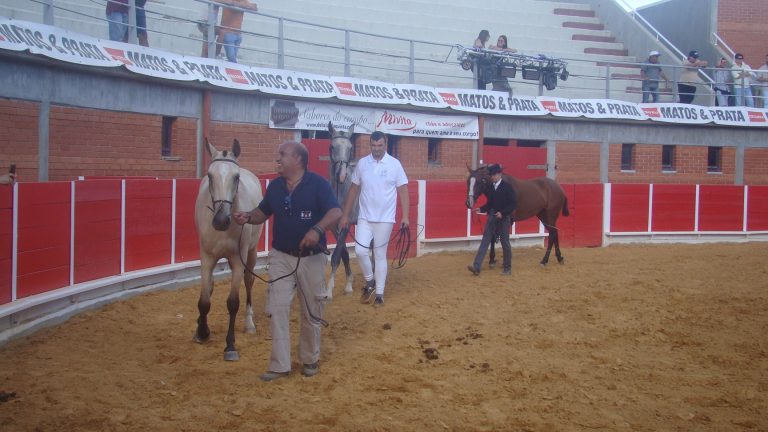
<box><xmin>269</xmin><ymin>100</ymin><xmax>479</xmax><ymax>139</ymax></box>
<box><xmin>542</xmin><ymin>97</ymin><xmax>648</xmax><ymax>121</ymax></box>
<box><xmin>3</xmin><ymin>17</ymin><xmax>768</xmax><ymax>128</ymax></box>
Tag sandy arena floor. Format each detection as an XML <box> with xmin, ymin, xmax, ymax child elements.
<box><xmin>1</xmin><ymin>243</ymin><xmax>767</xmax><ymax>431</ymax></box>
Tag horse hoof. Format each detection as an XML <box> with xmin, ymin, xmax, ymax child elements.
<box><xmin>244</xmin><ymin>327</ymin><xmax>256</xmax><ymax>334</ymax></box>
<box><xmin>193</xmin><ymin>333</ymin><xmax>208</xmax><ymax>344</ymax></box>
<box><xmin>558</xmin><ymin>257</ymin><xmax>565</xmax><ymax>264</ymax></box>
<box><xmin>539</xmin><ymin>262</ymin><xmax>548</xmax><ymax>267</ymax></box>
<box><xmin>488</xmin><ymin>262</ymin><xmax>497</xmax><ymax>269</ymax></box>
<box><xmin>224</xmin><ymin>351</ymin><xmax>240</xmax><ymax>361</ymax></box>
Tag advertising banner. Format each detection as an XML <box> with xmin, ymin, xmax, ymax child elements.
<box><xmin>3</xmin><ymin>18</ymin><xmax>768</xmax><ymax>128</ymax></box>
<box><xmin>269</xmin><ymin>99</ymin><xmax>479</xmax><ymax>139</ymax></box>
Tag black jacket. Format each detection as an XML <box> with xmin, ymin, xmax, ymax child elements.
<box><xmin>480</xmin><ymin>179</ymin><xmax>517</xmax><ymax>217</ymax></box>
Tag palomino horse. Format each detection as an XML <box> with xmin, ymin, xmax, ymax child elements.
<box><xmin>325</xmin><ymin>121</ymin><xmax>358</xmax><ymax>299</ymax></box>
<box><xmin>466</xmin><ymin>165</ymin><xmax>569</xmax><ymax>266</ymax></box>
<box><xmin>194</xmin><ymin>139</ymin><xmax>263</xmax><ymax>361</ymax></box>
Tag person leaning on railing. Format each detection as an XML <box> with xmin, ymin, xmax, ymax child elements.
<box><xmin>473</xmin><ymin>30</ymin><xmax>492</xmax><ymax>90</ymax></box>
<box><xmin>678</xmin><ymin>50</ymin><xmax>707</xmax><ymax>104</ymax></box>
<box><xmin>732</xmin><ymin>53</ymin><xmax>755</xmax><ymax>107</ymax></box>
<box><xmin>218</xmin><ymin>0</ymin><xmax>258</xmax><ymax>63</ymax></box>
<box><xmin>712</xmin><ymin>57</ymin><xmax>734</xmax><ymax>107</ymax></box>
<box><xmin>487</xmin><ymin>35</ymin><xmax>516</xmax><ymax>92</ymax></box>
<box><xmin>640</xmin><ymin>50</ymin><xmax>669</xmax><ymax>103</ymax></box>
<box><xmin>755</xmin><ymin>54</ymin><xmax>768</xmax><ymax>109</ymax></box>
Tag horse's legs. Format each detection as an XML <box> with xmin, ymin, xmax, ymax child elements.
<box><xmin>223</xmin><ymin>257</ymin><xmax>244</xmax><ymax>361</ymax></box>
<box><xmin>553</xmin><ymin>220</ymin><xmax>565</xmax><ymax>264</ymax></box>
<box><xmin>326</xmin><ymin>226</ymin><xmax>349</xmax><ymax>300</ymax></box>
<box><xmin>341</xmin><ymin>243</ymin><xmax>354</xmax><ymax>295</ymax></box>
<box><xmin>194</xmin><ymin>255</ymin><xmax>215</xmax><ymax>343</ymax></box>
<box><xmin>538</xmin><ymin>212</ymin><xmax>556</xmax><ymax>266</ymax></box>
<box><xmin>243</xmin><ymin>248</ymin><xmax>257</xmax><ymax>334</ymax></box>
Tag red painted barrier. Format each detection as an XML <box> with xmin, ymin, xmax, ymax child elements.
<box><xmin>74</xmin><ymin>180</ymin><xmax>121</xmax><ymax>284</ymax></box>
<box><xmin>16</xmin><ymin>182</ymin><xmax>71</xmax><ymax>299</ymax></box>
<box><xmin>559</xmin><ymin>184</ymin><xmax>603</xmax><ymax>248</ymax></box>
<box><xmin>611</xmin><ymin>184</ymin><xmax>649</xmax><ymax>232</ymax></box>
<box><xmin>0</xmin><ymin>186</ymin><xmax>13</xmax><ymax>305</ymax></box>
<box><xmin>425</xmin><ymin>181</ymin><xmax>468</xmax><ymax>239</ymax></box>
<box><xmin>698</xmin><ymin>185</ymin><xmax>744</xmax><ymax>231</ymax></box>
<box><xmin>124</xmin><ymin>180</ymin><xmax>172</xmax><ymax>272</ymax></box>
<box><xmin>652</xmin><ymin>184</ymin><xmax>696</xmax><ymax>232</ymax></box>
<box><xmin>747</xmin><ymin>186</ymin><xmax>768</xmax><ymax>231</ymax></box>
<box><xmin>174</xmin><ymin>179</ymin><xmax>200</xmax><ymax>263</ymax></box>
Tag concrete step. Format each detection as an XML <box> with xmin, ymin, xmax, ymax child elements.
<box><xmin>554</xmin><ymin>7</ymin><xmax>596</xmax><ymax>17</ymax></box>
<box><xmin>563</xmin><ymin>21</ymin><xmax>605</xmax><ymax>31</ymax></box>
<box><xmin>572</xmin><ymin>34</ymin><xmax>617</xmax><ymax>43</ymax></box>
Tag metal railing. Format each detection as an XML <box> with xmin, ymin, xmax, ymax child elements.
<box><xmin>3</xmin><ymin>0</ymin><xmax>766</xmax><ymax>106</ymax></box>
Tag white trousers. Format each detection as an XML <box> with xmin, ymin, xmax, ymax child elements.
<box><xmin>354</xmin><ymin>219</ymin><xmax>394</xmax><ymax>296</ymax></box>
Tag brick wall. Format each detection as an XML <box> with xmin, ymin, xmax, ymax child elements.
<box><xmin>744</xmin><ymin>147</ymin><xmax>768</xmax><ymax>184</ymax></box>
<box><xmin>350</xmin><ymin>135</ymin><xmax>472</xmax><ymax>181</ymax></box>
<box><xmin>208</xmin><ymin>122</ymin><xmax>295</xmax><ymax>175</ymax></box>
<box><xmin>608</xmin><ymin>143</ymin><xmax>735</xmax><ymax>184</ymax></box>
<box><xmin>718</xmin><ymin>0</ymin><xmax>768</xmax><ymax>65</ymax></box>
<box><xmin>0</xmin><ymin>99</ymin><xmax>40</xmax><ymax>182</ymax></box>
<box><xmin>47</xmin><ymin>106</ymin><xmax>198</xmax><ymax>181</ymax></box>
<box><xmin>555</xmin><ymin>141</ymin><xmax>601</xmax><ymax>183</ymax></box>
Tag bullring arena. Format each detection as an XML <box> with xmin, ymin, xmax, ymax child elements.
<box><xmin>2</xmin><ymin>0</ymin><xmax>768</xmax><ymax>430</ymax></box>
<box><xmin>1</xmin><ymin>243</ymin><xmax>767</xmax><ymax>430</ymax></box>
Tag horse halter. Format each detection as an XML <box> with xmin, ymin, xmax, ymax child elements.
<box><xmin>207</xmin><ymin>158</ymin><xmax>240</xmax><ymax>213</ymax></box>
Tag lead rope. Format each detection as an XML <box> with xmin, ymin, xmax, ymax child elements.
<box><xmin>236</xmin><ymin>224</ymin><xmax>329</xmax><ymax>327</ymax></box>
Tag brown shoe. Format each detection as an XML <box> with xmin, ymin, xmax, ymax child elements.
<box><xmin>259</xmin><ymin>371</ymin><xmax>289</xmax><ymax>382</ymax></box>
<box><xmin>302</xmin><ymin>362</ymin><xmax>319</xmax><ymax>377</ymax></box>
<box><xmin>360</xmin><ymin>280</ymin><xmax>375</xmax><ymax>304</ymax></box>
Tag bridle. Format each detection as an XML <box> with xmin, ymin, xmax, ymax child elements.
<box><xmin>207</xmin><ymin>158</ymin><xmax>240</xmax><ymax>214</ymax></box>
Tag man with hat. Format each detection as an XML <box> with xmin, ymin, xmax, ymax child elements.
<box><xmin>640</xmin><ymin>50</ymin><xmax>669</xmax><ymax>103</ymax></box>
<box><xmin>732</xmin><ymin>53</ymin><xmax>754</xmax><ymax>107</ymax></box>
<box><xmin>678</xmin><ymin>50</ymin><xmax>708</xmax><ymax>104</ymax></box>
<box><xmin>467</xmin><ymin>164</ymin><xmax>516</xmax><ymax>276</ymax></box>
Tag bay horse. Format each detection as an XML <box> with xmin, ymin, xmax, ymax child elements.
<box><xmin>466</xmin><ymin>165</ymin><xmax>569</xmax><ymax>266</ymax></box>
<box><xmin>194</xmin><ymin>138</ymin><xmax>264</xmax><ymax>361</ymax></box>
<box><xmin>325</xmin><ymin>121</ymin><xmax>358</xmax><ymax>299</ymax></box>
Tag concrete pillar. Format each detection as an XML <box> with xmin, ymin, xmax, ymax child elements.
<box><xmin>546</xmin><ymin>140</ymin><xmax>556</xmax><ymax>179</ymax></box>
<box><xmin>735</xmin><ymin>142</ymin><xmax>744</xmax><ymax>185</ymax></box>
<box><xmin>38</xmin><ymin>96</ymin><xmax>50</xmax><ymax>182</ymax></box>
<box><xmin>600</xmin><ymin>140</ymin><xmax>610</xmax><ymax>183</ymax></box>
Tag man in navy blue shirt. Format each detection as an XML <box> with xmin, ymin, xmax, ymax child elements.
<box><xmin>234</xmin><ymin>140</ymin><xmax>341</xmax><ymax>381</ymax></box>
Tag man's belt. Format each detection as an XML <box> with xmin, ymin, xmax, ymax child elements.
<box><xmin>276</xmin><ymin>248</ymin><xmax>323</xmax><ymax>258</ymax></box>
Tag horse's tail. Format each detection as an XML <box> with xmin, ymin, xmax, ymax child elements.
<box><xmin>562</xmin><ymin>197</ymin><xmax>570</xmax><ymax>217</ymax></box>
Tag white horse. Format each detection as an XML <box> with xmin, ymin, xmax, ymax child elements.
<box><xmin>193</xmin><ymin>138</ymin><xmax>263</xmax><ymax>361</ymax></box>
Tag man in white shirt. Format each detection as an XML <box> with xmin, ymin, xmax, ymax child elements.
<box><xmin>756</xmin><ymin>54</ymin><xmax>768</xmax><ymax>108</ymax></box>
<box><xmin>340</xmin><ymin>131</ymin><xmax>409</xmax><ymax>308</ymax></box>
<box><xmin>732</xmin><ymin>53</ymin><xmax>754</xmax><ymax>107</ymax></box>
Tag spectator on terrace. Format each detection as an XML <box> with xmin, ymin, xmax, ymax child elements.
<box><xmin>755</xmin><ymin>53</ymin><xmax>768</xmax><ymax>108</ymax></box>
<box><xmin>473</xmin><ymin>30</ymin><xmax>492</xmax><ymax>90</ymax></box>
<box><xmin>732</xmin><ymin>53</ymin><xmax>754</xmax><ymax>107</ymax></box>
<box><xmin>487</xmin><ymin>35</ymin><xmax>515</xmax><ymax>92</ymax></box>
<box><xmin>678</xmin><ymin>50</ymin><xmax>707</xmax><ymax>104</ymax></box>
<box><xmin>712</xmin><ymin>57</ymin><xmax>733</xmax><ymax>107</ymax></box>
<box><xmin>135</xmin><ymin>0</ymin><xmax>149</xmax><ymax>47</ymax></box>
<box><xmin>106</xmin><ymin>0</ymin><xmax>129</xmax><ymax>42</ymax></box>
<box><xmin>218</xmin><ymin>0</ymin><xmax>258</xmax><ymax>63</ymax></box>
<box><xmin>640</xmin><ymin>50</ymin><xmax>668</xmax><ymax>103</ymax></box>
<box><xmin>197</xmin><ymin>2</ymin><xmax>222</xmax><ymax>58</ymax></box>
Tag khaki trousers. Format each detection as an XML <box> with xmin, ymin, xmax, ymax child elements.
<box><xmin>266</xmin><ymin>250</ymin><xmax>327</xmax><ymax>373</ymax></box>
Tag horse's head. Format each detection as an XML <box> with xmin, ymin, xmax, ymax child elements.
<box><xmin>328</xmin><ymin>121</ymin><xmax>355</xmax><ymax>185</ymax></box>
<box><xmin>465</xmin><ymin>164</ymin><xmax>490</xmax><ymax>208</ymax></box>
<box><xmin>205</xmin><ymin>138</ymin><xmax>241</xmax><ymax>231</ymax></box>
